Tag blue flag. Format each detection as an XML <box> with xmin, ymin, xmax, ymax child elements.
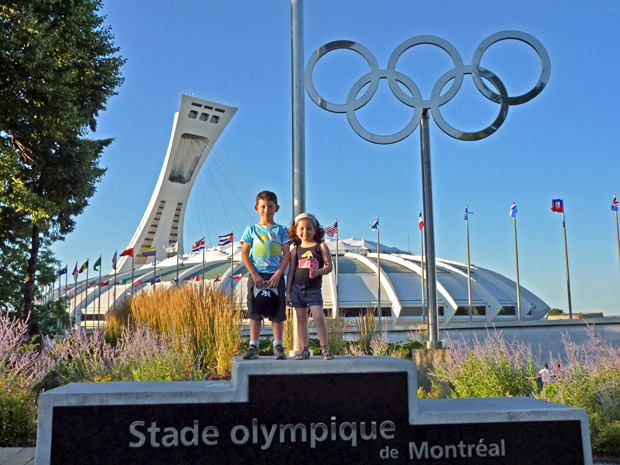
<box><xmin>510</xmin><ymin>203</ymin><xmax>517</xmax><ymax>217</ymax></box>
<box><xmin>369</xmin><ymin>216</ymin><xmax>379</xmax><ymax>231</ymax></box>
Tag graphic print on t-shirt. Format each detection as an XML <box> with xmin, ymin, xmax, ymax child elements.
<box><xmin>299</xmin><ymin>250</ymin><xmax>319</xmax><ymax>271</ymax></box>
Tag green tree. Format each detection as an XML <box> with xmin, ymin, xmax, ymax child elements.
<box><xmin>0</xmin><ymin>0</ymin><xmax>124</xmax><ymax>328</ymax></box>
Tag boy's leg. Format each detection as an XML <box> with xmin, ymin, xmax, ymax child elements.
<box><xmin>272</xmin><ymin>321</ymin><xmax>283</xmax><ymax>342</ymax></box>
<box><xmin>249</xmin><ymin>319</ymin><xmax>262</xmax><ymax>342</ymax></box>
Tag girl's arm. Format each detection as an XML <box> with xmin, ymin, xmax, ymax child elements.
<box><xmin>309</xmin><ymin>243</ymin><xmax>333</xmax><ymax>279</ymax></box>
<box><xmin>285</xmin><ymin>245</ymin><xmax>297</xmax><ymax>307</ymax></box>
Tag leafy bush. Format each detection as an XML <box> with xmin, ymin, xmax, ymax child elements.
<box><xmin>537</xmin><ymin>326</ymin><xmax>620</xmax><ymax>456</ymax></box>
<box><xmin>430</xmin><ymin>331</ymin><xmax>539</xmax><ymax>398</ymax></box>
<box><xmin>0</xmin><ymin>384</ymin><xmax>37</xmax><ymax>446</ymax></box>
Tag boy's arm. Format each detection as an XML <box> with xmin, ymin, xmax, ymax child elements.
<box><xmin>309</xmin><ymin>243</ymin><xmax>333</xmax><ymax>279</ymax></box>
<box><xmin>241</xmin><ymin>242</ymin><xmax>264</xmax><ymax>289</ymax></box>
<box><xmin>268</xmin><ymin>241</ymin><xmax>290</xmax><ymax>288</ymax></box>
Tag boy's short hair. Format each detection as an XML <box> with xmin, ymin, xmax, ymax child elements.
<box><xmin>256</xmin><ymin>190</ymin><xmax>278</xmax><ymax>205</ymax></box>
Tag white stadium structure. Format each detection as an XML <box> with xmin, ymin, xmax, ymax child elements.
<box><xmin>53</xmin><ymin>95</ymin><xmax>551</xmax><ymax>328</ymax></box>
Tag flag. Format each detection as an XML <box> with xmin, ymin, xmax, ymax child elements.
<box><xmin>551</xmin><ymin>199</ymin><xmax>564</xmax><ymax>213</ymax></box>
<box><xmin>215</xmin><ymin>276</ymin><xmax>221</xmax><ymax>282</ymax></box>
<box><xmin>418</xmin><ymin>212</ymin><xmax>424</xmax><ymax>230</ymax></box>
<box><xmin>57</xmin><ymin>265</ymin><xmax>68</xmax><ymax>276</ymax></box>
<box><xmin>325</xmin><ymin>221</ymin><xmax>338</xmax><ymax>237</ymax></box>
<box><xmin>72</xmin><ymin>263</ymin><xmax>78</xmax><ymax>280</ymax></box>
<box><xmin>192</xmin><ymin>237</ymin><xmax>205</xmax><ymax>252</ymax></box>
<box><xmin>219</xmin><ymin>232</ymin><xmax>233</xmax><ymax>246</ymax></box>
<box><xmin>510</xmin><ymin>203</ymin><xmax>517</xmax><ymax>217</ymax></box>
<box><xmin>369</xmin><ymin>216</ymin><xmax>379</xmax><ymax>231</ymax></box>
<box><xmin>612</xmin><ymin>195</ymin><xmax>619</xmax><ymax>212</ymax></box>
<box><xmin>93</xmin><ymin>256</ymin><xmax>101</xmax><ymax>271</ymax></box>
<box><xmin>79</xmin><ymin>260</ymin><xmax>88</xmax><ymax>273</ymax></box>
<box><xmin>150</xmin><ymin>277</ymin><xmax>161</xmax><ymax>285</ymax></box>
<box><xmin>100</xmin><ymin>280</ymin><xmax>110</xmax><ymax>287</ymax></box>
<box><xmin>133</xmin><ymin>278</ymin><xmax>143</xmax><ymax>288</ymax></box>
<box><xmin>165</xmin><ymin>242</ymin><xmax>178</xmax><ymax>254</ymax></box>
<box><xmin>75</xmin><ymin>284</ymin><xmax>82</xmax><ymax>290</ymax></box>
<box><xmin>194</xmin><ymin>275</ymin><xmax>201</xmax><ymax>282</ymax></box>
<box><xmin>120</xmin><ymin>248</ymin><xmax>134</xmax><ymax>258</ymax></box>
<box><xmin>464</xmin><ymin>205</ymin><xmax>473</xmax><ymax>220</ymax></box>
<box><xmin>141</xmin><ymin>246</ymin><xmax>156</xmax><ymax>256</ymax></box>
<box><xmin>88</xmin><ymin>281</ymin><xmax>97</xmax><ymax>288</ymax></box>
<box><xmin>112</xmin><ymin>251</ymin><xmax>117</xmax><ymax>270</ymax></box>
<box><xmin>232</xmin><ymin>274</ymin><xmax>242</xmax><ymax>281</ymax></box>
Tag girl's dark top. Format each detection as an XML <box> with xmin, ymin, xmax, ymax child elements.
<box><xmin>293</xmin><ymin>244</ymin><xmax>324</xmax><ymax>288</ymax></box>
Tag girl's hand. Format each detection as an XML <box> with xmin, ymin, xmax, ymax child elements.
<box><xmin>309</xmin><ymin>269</ymin><xmax>318</xmax><ymax>279</ymax></box>
<box><xmin>285</xmin><ymin>295</ymin><xmax>292</xmax><ymax>307</ymax></box>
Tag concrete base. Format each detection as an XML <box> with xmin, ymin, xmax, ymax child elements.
<box><xmin>412</xmin><ymin>348</ymin><xmax>449</xmax><ymax>391</ymax></box>
<box><xmin>36</xmin><ymin>356</ymin><xmax>592</xmax><ymax>465</ymax></box>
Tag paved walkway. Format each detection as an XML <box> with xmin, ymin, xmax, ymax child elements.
<box><xmin>0</xmin><ymin>448</ymin><xmax>34</xmax><ymax>465</ymax></box>
<box><xmin>1</xmin><ymin>447</ymin><xmax>619</xmax><ymax>465</ymax></box>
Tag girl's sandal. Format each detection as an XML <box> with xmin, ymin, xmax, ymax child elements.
<box><xmin>295</xmin><ymin>347</ymin><xmax>310</xmax><ymax>360</ymax></box>
<box><xmin>321</xmin><ymin>347</ymin><xmax>334</xmax><ymax>360</ymax></box>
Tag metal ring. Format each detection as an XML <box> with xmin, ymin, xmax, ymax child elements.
<box><xmin>471</xmin><ymin>30</ymin><xmax>551</xmax><ymax>105</ymax></box>
<box><xmin>386</xmin><ymin>35</ymin><xmax>465</xmax><ymax>108</ymax></box>
<box><xmin>305</xmin><ymin>40</ymin><xmax>380</xmax><ymax>113</ymax></box>
<box><xmin>345</xmin><ymin>69</ymin><xmax>423</xmax><ymax>144</ymax></box>
<box><xmin>431</xmin><ymin>65</ymin><xmax>509</xmax><ymax>141</ymax></box>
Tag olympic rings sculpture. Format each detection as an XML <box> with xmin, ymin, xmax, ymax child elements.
<box><xmin>305</xmin><ymin>31</ymin><xmax>550</xmax><ymax>144</ymax></box>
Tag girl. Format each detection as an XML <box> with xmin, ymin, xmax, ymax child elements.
<box><xmin>286</xmin><ymin>213</ymin><xmax>334</xmax><ymax>360</ymax></box>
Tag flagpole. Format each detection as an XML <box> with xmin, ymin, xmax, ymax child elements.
<box><xmin>97</xmin><ymin>258</ymin><xmax>102</xmax><ymax>331</ymax></box>
<box><xmin>113</xmin><ymin>251</ymin><xmax>117</xmax><ymax>310</ymax></box>
<box><xmin>513</xmin><ymin>213</ymin><xmax>522</xmax><ymax>320</ymax></box>
<box><xmin>376</xmin><ymin>215</ymin><xmax>381</xmax><ymax>332</ymax></box>
<box><xmin>561</xmin><ymin>199</ymin><xmax>573</xmax><ymax>319</ymax></box>
<box><xmin>131</xmin><ymin>254</ymin><xmax>134</xmax><ymax>291</ymax></box>
<box><xmin>176</xmin><ymin>250</ymin><xmax>179</xmax><ymax>287</ymax></box>
<box><xmin>615</xmin><ymin>195</ymin><xmax>620</xmax><ymax>282</ymax></box>
<box><xmin>230</xmin><ymin>235</ymin><xmax>234</xmax><ymax>294</ymax></box>
<box><xmin>465</xmin><ymin>205</ymin><xmax>473</xmax><ymax>322</ymax></box>
<box><xmin>153</xmin><ymin>250</ymin><xmax>157</xmax><ymax>288</ymax></box>
<box><xmin>85</xmin><ymin>262</ymin><xmax>89</xmax><ymax>328</ymax></box>
<box><xmin>335</xmin><ymin>222</ymin><xmax>339</xmax><ymax>318</ymax></box>
<box><xmin>420</xmin><ymin>213</ymin><xmax>426</xmax><ymax>326</ymax></box>
<box><xmin>73</xmin><ymin>264</ymin><xmax>77</xmax><ymax>328</ymax></box>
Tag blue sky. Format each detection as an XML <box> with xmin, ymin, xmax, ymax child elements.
<box><xmin>53</xmin><ymin>0</ymin><xmax>620</xmax><ymax>315</ymax></box>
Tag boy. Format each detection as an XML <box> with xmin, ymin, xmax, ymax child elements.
<box><xmin>241</xmin><ymin>190</ymin><xmax>291</xmax><ymax>360</ymax></box>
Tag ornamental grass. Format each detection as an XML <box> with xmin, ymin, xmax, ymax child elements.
<box><xmin>107</xmin><ymin>284</ymin><xmax>243</xmax><ymax>378</ymax></box>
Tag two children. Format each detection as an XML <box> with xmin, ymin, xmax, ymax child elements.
<box><xmin>240</xmin><ymin>191</ymin><xmax>333</xmax><ymax>360</ymax></box>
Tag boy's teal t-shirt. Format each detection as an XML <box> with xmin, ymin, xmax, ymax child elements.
<box><xmin>241</xmin><ymin>224</ymin><xmax>290</xmax><ymax>273</ymax></box>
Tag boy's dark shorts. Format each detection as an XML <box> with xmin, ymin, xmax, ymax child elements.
<box><xmin>247</xmin><ymin>272</ymin><xmax>287</xmax><ymax>322</ymax></box>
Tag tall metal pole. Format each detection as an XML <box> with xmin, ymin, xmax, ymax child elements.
<box><xmin>513</xmin><ymin>214</ymin><xmax>522</xmax><ymax>320</ymax></box>
<box><xmin>291</xmin><ymin>0</ymin><xmax>305</xmax><ymax>353</ymax></box>
<box><xmin>465</xmin><ymin>205</ymin><xmax>472</xmax><ymax>322</ymax></box>
<box><xmin>376</xmin><ymin>217</ymin><xmax>381</xmax><ymax>332</ymax></box>
<box><xmin>420</xmin><ymin>215</ymin><xmax>426</xmax><ymax>326</ymax></box>
<box><xmin>420</xmin><ymin>110</ymin><xmax>442</xmax><ymax>349</ymax></box>
<box><xmin>291</xmin><ymin>0</ymin><xmax>305</xmax><ymax>218</ymax></box>
<box><xmin>335</xmin><ymin>225</ymin><xmax>339</xmax><ymax>317</ymax></box>
<box><xmin>561</xmin><ymin>201</ymin><xmax>573</xmax><ymax>319</ymax></box>
<box><xmin>615</xmin><ymin>204</ymin><xmax>620</xmax><ymax>281</ymax></box>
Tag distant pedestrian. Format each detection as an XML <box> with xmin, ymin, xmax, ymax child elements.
<box><xmin>538</xmin><ymin>363</ymin><xmax>551</xmax><ymax>386</ymax></box>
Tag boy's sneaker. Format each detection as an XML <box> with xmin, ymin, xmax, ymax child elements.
<box><xmin>274</xmin><ymin>344</ymin><xmax>287</xmax><ymax>360</ymax></box>
<box><xmin>242</xmin><ymin>344</ymin><xmax>259</xmax><ymax>360</ymax></box>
